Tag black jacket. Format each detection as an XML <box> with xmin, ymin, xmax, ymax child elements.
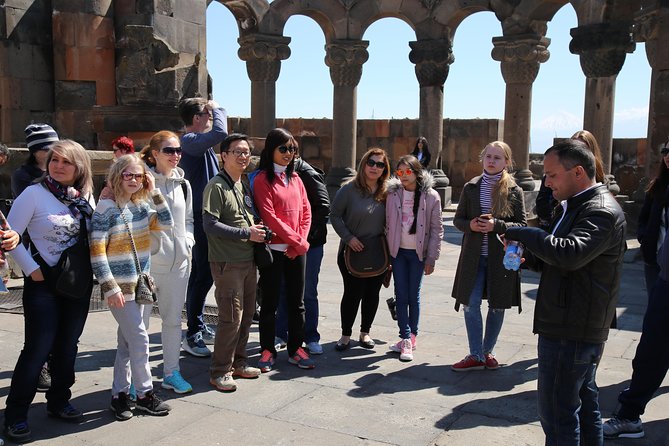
<box><xmin>294</xmin><ymin>158</ymin><xmax>330</xmax><ymax>247</ymax></box>
<box><xmin>506</xmin><ymin>184</ymin><xmax>626</xmax><ymax>343</ymax></box>
<box><xmin>637</xmin><ymin>187</ymin><xmax>669</xmax><ymax>264</ymax></box>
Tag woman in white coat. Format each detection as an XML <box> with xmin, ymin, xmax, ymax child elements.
<box><xmin>139</xmin><ymin>131</ymin><xmax>195</xmax><ymax>394</ymax></box>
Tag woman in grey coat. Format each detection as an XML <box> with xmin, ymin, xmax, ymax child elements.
<box><xmin>451</xmin><ymin>141</ymin><xmax>526</xmax><ymax>372</ymax></box>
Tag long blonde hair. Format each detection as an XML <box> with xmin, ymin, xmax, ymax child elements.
<box><xmin>351</xmin><ymin>147</ymin><xmax>390</xmax><ymax>202</ymax></box>
<box><xmin>480</xmin><ymin>141</ymin><xmax>517</xmax><ymax>218</ymax></box>
<box><xmin>46</xmin><ymin>140</ymin><xmax>94</xmax><ymax>196</ymax></box>
<box><xmin>571</xmin><ymin>130</ymin><xmax>605</xmax><ymax>182</ymax></box>
<box><xmin>107</xmin><ymin>154</ymin><xmax>150</xmax><ymax>204</ymax></box>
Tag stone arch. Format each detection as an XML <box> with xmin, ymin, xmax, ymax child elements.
<box><xmin>210</xmin><ymin>0</ymin><xmax>270</xmax><ymax>35</ymax></box>
<box><xmin>257</xmin><ymin>0</ymin><xmax>344</xmax><ymax>41</ymax></box>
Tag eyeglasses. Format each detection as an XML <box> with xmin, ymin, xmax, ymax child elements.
<box><xmin>161</xmin><ymin>147</ymin><xmax>182</xmax><ymax>155</ymax></box>
<box><xmin>661</xmin><ymin>147</ymin><xmax>669</xmax><ymax>156</ymax></box>
<box><xmin>277</xmin><ymin>145</ymin><xmax>296</xmax><ymax>154</ymax></box>
<box><xmin>365</xmin><ymin>159</ymin><xmax>386</xmax><ymax>169</ymax></box>
<box><xmin>395</xmin><ymin>169</ymin><xmax>414</xmax><ymax>177</ymax></box>
<box><xmin>226</xmin><ymin>149</ymin><xmax>251</xmax><ymax>158</ymax></box>
<box><xmin>197</xmin><ymin>111</ymin><xmax>211</xmax><ymax>117</ymax></box>
<box><xmin>122</xmin><ymin>172</ymin><xmax>145</xmax><ymax>181</ymax></box>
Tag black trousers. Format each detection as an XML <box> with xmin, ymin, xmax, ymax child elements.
<box><xmin>337</xmin><ymin>249</ymin><xmax>383</xmax><ymax>337</ymax></box>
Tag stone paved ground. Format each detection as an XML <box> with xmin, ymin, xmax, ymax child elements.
<box><xmin>0</xmin><ymin>215</ymin><xmax>667</xmax><ymax>445</ymax></box>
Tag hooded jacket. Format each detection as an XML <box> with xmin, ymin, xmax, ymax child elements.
<box><xmin>294</xmin><ymin>158</ymin><xmax>329</xmax><ymax>247</ymax></box>
<box><xmin>147</xmin><ymin>164</ymin><xmax>195</xmax><ymax>273</ymax></box>
<box><xmin>385</xmin><ymin>171</ymin><xmax>442</xmax><ymax>266</ymax></box>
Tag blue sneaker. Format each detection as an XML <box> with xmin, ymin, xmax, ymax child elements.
<box><xmin>161</xmin><ymin>371</ymin><xmax>193</xmax><ymax>394</ymax></box>
<box><xmin>258</xmin><ymin>349</ymin><xmax>275</xmax><ymax>373</ymax></box>
<box><xmin>201</xmin><ymin>325</ymin><xmax>215</xmax><ymax>345</ymax></box>
<box><xmin>182</xmin><ymin>332</ymin><xmax>212</xmax><ymax>357</ymax></box>
<box><xmin>4</xmin><ymin>421</ymin><xmax>31</xmax><ymax>444</ymax></box>
<box><xmin>128</xmin><ymin>383</ymin><xmax>137</xmax><ymax>402</ymax></box>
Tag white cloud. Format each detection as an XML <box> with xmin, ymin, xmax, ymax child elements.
<box><xmin>615</xmin><ymin>106</ymin><xmax>648</xmax><ymax>121</ymax></box>
<box><xmin>535</xmin><ymin>111</ymin><xmax>582</xmax><ymax>131</ymax></box>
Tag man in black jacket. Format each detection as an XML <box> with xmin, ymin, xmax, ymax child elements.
<box><xmin>274</xmin><ymin>157</ymin><xmax>330</xmax><ymax>354</ymax></box>
<box><xmin>505</xmin><ymin>140</ymin><xmax>626</xmax><ymax>445</ymax></box>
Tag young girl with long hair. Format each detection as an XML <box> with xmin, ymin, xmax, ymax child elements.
<box><xmin>330</xmin><ymin>148</ymin><xmax>390</xmax><ymax>351</ymax></box>
<box><xmin>90</xmin><ymin>155</ymin><xmax>173</xmax><ymax>421</ymax></box>
<box><xmin>253</xmin><ymin>128</ymin><xmax>313</xmax><ymax>372</ymax></box>
<box><xmin>411</xmin><ymin>136</ymin><xmax>431</xmax><ymax>168</ymax></box>
<box><xmin>139</xmin><ymin>131</ymin><xmax>194</xmax><ymax>394</ymax></box>
<box><xmin>386</xmin><ymin>155</ymin><xmax>442</xmax><ymax>361</ymax></box>
<box><xmin>451</xmin><ymin>141</ymin><xmax>526</xmax><ymax>371</ymax></box>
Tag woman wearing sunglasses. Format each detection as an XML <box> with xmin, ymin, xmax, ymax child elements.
<box><xmin>386</xmin><ymin>155</ymin><xmax>442</xmax><ymax>362</ymax></box>
<box><xmin>451</xmin><ymin>141</ymin><xmax>526</xmax><ymax>371</ymax></box>
<box><xmin>253</xmin><ymin>128</ymin><xmax>314</xmax><ymax>372</ymax></box>
<box><xmin>138</xmin><ymin>131</ymin><xmax>194</xmax><ymax>394</ymax></box>
<box><xmin>330</xmin><ymin>148</ymin><xmax>390</xmax><ymax>351</ymax></box>
<box><xmin>90</xmin><ymin>154</ymin><xmax>173</xmax><ymax>420</ymax></box>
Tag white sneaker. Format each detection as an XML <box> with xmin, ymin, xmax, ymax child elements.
<box><xmin>274</xmin><ymin>337</ymin><xmax>287</xmax><ymax>350</ymax></box>
<box><xmin>399</xmin><ymin>338</ymin><xmax>413</xmax><ymax>362</ymax></box>
<box><xmin>306</xmin><ymin>341</ymin><xmax>323</xmax><ymax>355</ymax></box>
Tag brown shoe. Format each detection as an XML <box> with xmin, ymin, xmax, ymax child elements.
<box><xmin>232</xmin><ymin>365</ymin><xmax>261</xmax><ymax>379</ymax></box>
<box><xmin>210</xmin><ymin>373</ymin><xmax>237</xmax><ymax>392</ymax></box>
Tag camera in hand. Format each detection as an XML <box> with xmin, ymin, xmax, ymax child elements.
<box><xmin>262</xmin><ymin>226</ymin><xmax>273</xmax><ymax>243</ymax></box>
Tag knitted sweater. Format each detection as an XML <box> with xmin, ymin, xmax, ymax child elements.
<box><xmin>90</xmin><ymin>190</ymin><xmax>173</xmax><ymax>301</ymax></box>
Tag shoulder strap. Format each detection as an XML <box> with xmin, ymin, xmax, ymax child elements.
<box><xmin>216</xmin><ymin>171</ymin><xmax>253</xmax><ymax>227</ymax></box>
<box><xmin>180</xmin><ymin>181</ymin><xmax>188</xmax><ymax>201</ymax></box>
<box><xmin>117</xmin><ymin>205</ymin><xmax>143</xmax><ymax>273</ymax></box>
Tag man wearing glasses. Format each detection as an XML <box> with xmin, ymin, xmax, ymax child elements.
<box><xmin>178</xmin><ymin>97</ymin><xmax>228</xmax><ymax>357</ymax></box>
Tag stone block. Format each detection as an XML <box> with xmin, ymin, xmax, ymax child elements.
<box><xmin>96</xmin><ymin>80</ymin><xmax>116</xmax><ymax>106</ymax></box>
<box><xmin>55</xmin><ymin>80</ymin><xmax>96</xmax><ymax>110</ymax></box>
<box><xmin>3</xmin><ymin>4</ymin><xmax>53</xmax><ymax>46</ymax></box>
<box><xmin>53</xmin><ymin>0</ymin><xmax>113</xmax><ymax>17</ymax></box>
<box><xmin>52</xmin><ymin>12</ymin><xmax>77</xmax><ymax>47</ymax></box>
<box><xmin>154</xmin><ymin>0</ymin><xmax>175</xmax><ymax>17</ymax></box>
<box><xmin>59</xmin><ymin>46</ymin><xmax>115</xmax><ymax>82</ymax></box>
<box><xmin>54</xmin><ymin>110</ymin><xmax>96</xmax><ymax>146</ymax></box>
<box><xmin>21</xmin><ymin>79</ymin><xmax>53</xmax><ymax>110</ymax></box>
<box><xmin>153</xmin><ymin>14</ymin><xmax>202</xmax><ymax>54</ymax></box>
<box><xmin>374</xmin><ymin>119</ymin><xmax>390</xmax><ymax>137</ymax></box>
<box><xmin>174</xmin><ymin>0</ymin><xmax>206</xmax><ymax>25</ymax></box>
<box><xmin>0</xmin><ymin>77</ymin><xmax>21</xmax><ymax>109</ymax></box>
<box><xmin>31</xmin><ymin>44</ymin><xmax>53</xmax><ymax>81</ymax></box>
<box><xmin>4</xmin><ymin>41</ymin><xmax>33</xmax><ymax>78</ymax></box>
<box><xmin>76</xmin><ymin>15</ymin><xmax>114</xmax><ymax>48</ymax></box>
<box><xmin>114</xmin><ymin>0</ymin><xmax>138</xmax><ymax>17</ymax></box>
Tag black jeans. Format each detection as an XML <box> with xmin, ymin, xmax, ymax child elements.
<box><xmin>617</xmin><ymin>276</ymin><xmax>669</xmax><ymax>421</ymax></box>
<box><xmin>186</xmin><ymin>213</ymin><xmax>214</xmax><ymax>336</ymax></box>
<box><xmin>337</xmin><ymin>249</ymin><xmax>383</xmax><ymax>337</ymax></box>
<box><xmin>258</xmin><ymin>251</ymin><xmax>306</xmax><ymax>356</ymax></box>
<box><xmin>4</xmin><ymin>277</ymin><xmax>90</xmax><ymax>425</ymax></box>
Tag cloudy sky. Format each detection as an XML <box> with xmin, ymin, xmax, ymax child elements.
<box><xmin>206</xmin><ymin>3</ymin><xmax>650</xmax><ymax>153</ymax></box>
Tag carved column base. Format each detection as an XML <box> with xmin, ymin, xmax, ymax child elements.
<box><xmin>514</xmin><ymin>169</ymin><xmax>536</xmax><ymax>191</ymax></box>
<box><xmin>325</xmin><ymin>166</ymin><xmax>356</xmax><ymax>202</ymax></box>
<box><xmin>430</xmin><ymin>169</ymin><xmax>451</xmax><ymax>208</ymax></box>
<box><xmin>605</xmin><ymin>174</ymin><xmax>620</xmax><ymax>196</ymax></box>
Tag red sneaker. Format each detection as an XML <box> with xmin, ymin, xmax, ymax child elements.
<box><xmin>451</xmin><ymin>355</ymin><xmax>486</xmax><ymax>372</ymax></box>
<box><xmin>484</xmin><ymin>353</ymin><xmax>500</xmax><ymax>370</ymax></box>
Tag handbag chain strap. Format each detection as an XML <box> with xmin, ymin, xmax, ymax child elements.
<box><xmin>117</xmin><ymin>205</ymin><xmax>143</xmax><ymax>274</ymax></box>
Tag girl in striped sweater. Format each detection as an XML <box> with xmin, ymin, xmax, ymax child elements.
<box><xmin>451</xmin><ymin>141</ymin><xmax>526</xmax><ymax>372</ymax></box>
<box><xmin>90</xmin><ymin>155</ymin><xmax>173</xmax><ymax>420</ymax></box>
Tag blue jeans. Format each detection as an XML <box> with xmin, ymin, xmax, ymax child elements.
<box><xmin>186</xmin><ymin>213</ymin><xmax>214</xmax><ymax>336</ymax></box>
<box><xmin>463</xmin><ymin>256</ymin><xmax>505</xmax><ymax>360</ymax></box>
<box><xmin>391</xmin><ymin>248</ymin><xmax>424</xmax><ymax>339</ymax></box>
<box><xmin>4</xmin><ymin>278</ymin><xmax>90</xmax><ymax>425</ymax></box>
<box><xmin>537</xmin><ymin>335</ymin><xmax>605</xmax><ymax>446</ymax></box>
<box><xmin>276</xmin><ymin>245</ymin><xmax>323</xmax><ymax>343</ymax></box>
<box><xmin>617</xmin><ymin>276</ymin><xmax>669</xmax><ymax>421</ymax></box>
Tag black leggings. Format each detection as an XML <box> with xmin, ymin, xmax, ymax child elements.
<box><xmin>337</xmin><ymin>249</ymin><xmax>383</xmax><ymax>337</ymax></box>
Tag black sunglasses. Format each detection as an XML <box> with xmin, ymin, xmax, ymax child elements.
<box><xmin>161</xmin><ymin>147</ymin><xmax>182</xmax><ymax>155</ymax></box>
<box><xmin>366</xmin><ymin>159</ymin><xmax>386</xmax><ymax>169</ymax></box>
<box><xmin>278</xmin><ymin>145</ymin><xmax>296</xmax><ymax>154</ymax></box>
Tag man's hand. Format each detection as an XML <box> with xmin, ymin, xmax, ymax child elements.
<box><xmin>207</xmin><ymin>100</ymin><xmax>220</xmax><ymax>110</ymax></box>
<box><xmin>248</xmin><ymin>224</ymin><xmax>267</xmax><ymax>243</ymax></box>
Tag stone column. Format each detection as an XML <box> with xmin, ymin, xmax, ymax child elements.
<box><xmin>570</xmin><ymin>22</ymin><xmax>634</xmax><ymax>194</ymax></box>
<box><xmin>238</xmin><ymin>34</ymin><xmax>291</xmax><ymax>138</ymax></box>
<box><xmin>324</xmin><ymin>39</ymin><xmax>369</xmax><ymax>195</ymax></box>
<box><xmin>409</xmin><ymin>38</ymin><xmax>454</xmax><ymax>170</ymax></box>
<box><xmin>635</xmin><ymin>3</ymin><xmax>669</xmax><ymax>179</ymax></box>
<box><xmin>492</xmin><ymin>34</ymin><xmax>550</xmax><ymax>191</ymax></box>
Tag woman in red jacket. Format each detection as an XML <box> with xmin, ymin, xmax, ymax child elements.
<box><xmin>253</xmin><ymin>128</ymin><xmax>313</xmax><ymax>372</ymax></box>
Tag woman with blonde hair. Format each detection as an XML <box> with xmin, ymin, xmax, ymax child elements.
<box><xmin>91</xmin><ymin>155</ymin><xmax>173</xmax><ymax>421</ymax></box>
<box><xmin>451</xmin><ymin>141</ymin><xmax>526</xmax><ymax>371</ymax></box>
<box><xmin>138</xmin><ymin>131</ymin><xmax>194</xmax><ymax>394</ymax></box>
<box><xmin>4</xmin><ymin>140</ymin><xmax>94</xmax><ymax>443</ymax></box>
<box><xmin>331</xmin><ymin>147</ymin><xmax>390</xmax><ymax>351</ymax></box>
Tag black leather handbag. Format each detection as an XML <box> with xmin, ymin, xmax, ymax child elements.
<box><xmin>344</xmin><ymin>235</ymin><xmax>390</xmax><ymax>278</ymax></box>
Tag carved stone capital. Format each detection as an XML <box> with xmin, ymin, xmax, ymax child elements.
<box><xmin>408</xmin><ymin>39</ymin><xmax>454</xmax><ymax>87</ymax></box>
<box><xmin>569</xmin><ymin>23</ymin><xmax>635</xmax><ymax>78</ymax></box>
<box><xmin>325</xmin><ymin>40</ymin><xmax>369</xmax><ymax>87</ymax></box>
<box><xmin>238</xmin><ymin>34</ymin><xmax>291</xmax><ymax>82</ymax></box>
<box><xmin>492</xmin><ymin>34</ymin><xmax>550</xmax><ymax>84</ymax></box>
<box><xmin>633</xmin><ymin>5</ymin><xmax>661</xmax><ymax>67</ymax></box>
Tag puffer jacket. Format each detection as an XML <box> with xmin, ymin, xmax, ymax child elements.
<box><xmin>147</xmin><ymin>164</ymin><xmax>194</xmax><ymax>272</ymax></box>
<box><xmin>385</xmin><ymin>171</ymin><xmax>442</xmax><ymax>266</ymax></box>
<box><xmin>506</xmin><ymin>184</ymin><xmax>626</xmax><ymax>343</ymax></box>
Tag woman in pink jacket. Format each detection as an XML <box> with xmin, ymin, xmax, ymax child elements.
<box><xmin>386</xmin><ymin>155</ymin><xmax>442</xmax><ymax>362</ymax></box>
<box><xmin>253</xmin><ymin>128</ymin><xmax>313</xmax><ymax>372</ymax></box>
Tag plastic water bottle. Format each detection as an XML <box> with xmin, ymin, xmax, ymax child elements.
<box><xmin>503</xmin><ymin>241</ymin><xmax>523</xmax><ymax>271</ymax></box>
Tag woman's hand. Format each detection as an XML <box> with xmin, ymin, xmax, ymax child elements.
<box><xmin>480</xmin><ymin>216</ymin><xmax>495</xmax><ymax>233</ymax></box>
<box><xmin>347</xmin><ymin>237</ymin><xmax>364</xmax><ymax>252</ymax></box>
<box><xmin>30</xmin><ymin>268</ymin><xmax>45</xmax><ymax>282</ymax></box>
<box><xmin>469</xmin><ymin>218</ymin><xmax>482</xmax><ymax>232</ymax></box>
<box><xmin>0</xmin><ymin>229</ymin><xmax>20</xmax><ymax>251</ymax></box>
<box><xmin>107</xmin><ymin>292</ymin><xmax>125</xmax><ymax>309</ymax></box>
<box><xmin>145</xmin><ymin>171</ymin><xmax>156</xmax><ymax>192</ymax></box>
<box><xmin>424</xmin><ymin>264</ymin><xmax>434</xmax><ymax>276</ymax></box>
